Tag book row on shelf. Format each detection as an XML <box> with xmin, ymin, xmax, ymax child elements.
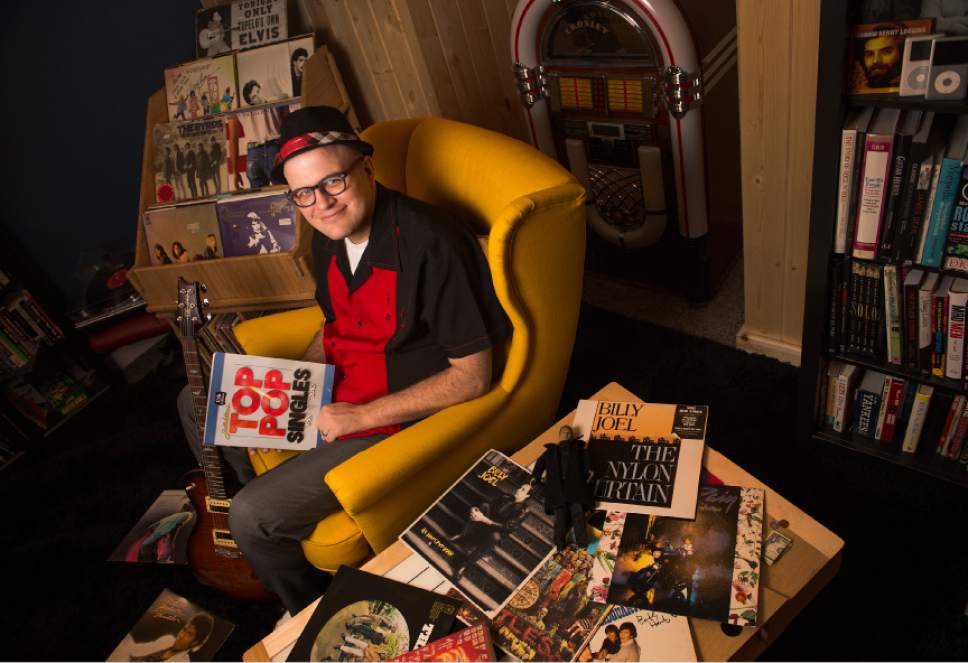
<box><xmin>0</xmin><ymin>269</ymin><xmax>64</xmax><ymax>377</ymax></box>
<box><xmin>821</xmin><ymin>358</ymin><xmax>968</xmax><ymax>471</ymax></box>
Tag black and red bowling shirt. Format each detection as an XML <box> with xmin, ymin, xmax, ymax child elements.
<box><xmin>311</xmin><ymin>183</ymin><xmax>510</xmax><ymax>439</ymax></box>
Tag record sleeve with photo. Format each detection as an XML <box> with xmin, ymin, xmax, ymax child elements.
<box><xmin>237</xmin><ymin>35</ymin><xmax>315</xmax><ymax>106</ymax></box>
<box><xmin>165</xmin><ymin>53</ymin><xmax>238</xmax><ymax>122</ymax></box>
<box><xmin>106</xmin><ymin>589</ymin><xmax>234</xmax><ymax>661</ymax></box>
<box><xmin>225</xmin><ymin>100</ymin><xmax>301</xmax><ymax>191</ymax></box>
<box><xmin>491</xmin><ymin>546</ymin><xmax>607</xmax><ymax>662</ymax></box>
<box><xmin>288</xmin><ymin>566</ymin><xmax>461</xmax><ymax>662</ymax></box>
<box><xmin>389</xmin><ymin>623</ymin><xmax>495</xmax><ymax>662</ymax></box>
<box><xmin>196</xmin><ymin>0</ymin><xmax>289</xmax><ymax>55</ymax></box>
<box><xmin>606</xmin><ymin>485</ymin><xmax>765</xmax><ymax>626</ymax></box>
<box><xmin>153</xmin><ymin>118</ymin><xmax>229</xmax><ymax>203</ymax></box>
<box><xmin>572</xmin><ymin>400</ymin><xmax>707</xmax><ymax>519</ymax></box>
<box><xmin>846</xmin><ymin>19</ymin><xmax>934</xmax><ymax>95</ymax></box>
<box><xmin>216</xmin><ymin>189</ymin><xmax>298</xmax><ymax>256</ymax></box>
<box><xmin>107</xmin><ymin>490</ymin><xmax>197</xmax><ymax>565</ymax></box>
<box><xmin>143</xmin><ymin>200</ymin><xmax>222</xmax><ymax>266</ymax></box>
<box><xmin>575</xmin><ymin>605</ymin><xmax>696</xmax><ymax>662</ymax></box>
<box><xmin>195</xmin><ymin>5</ymin><xmax>233</xmax><ymax>58</ymax></box>
<box><xmin>399</xmin><ymin>450</ymin><xmax>555</xmax><ymax>617</ymax></box>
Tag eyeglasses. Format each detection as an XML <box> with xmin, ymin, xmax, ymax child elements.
<box><xmin>287</xmin><ymin>155</ymin><xmax>366</xmax><ymax>208</ymax></box>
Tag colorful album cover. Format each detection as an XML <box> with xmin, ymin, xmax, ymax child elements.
<box><xmin>204</xmin><ymin>352</ymin><xmax>334</xmax><ymax>451</ymax></box>
<box><xmin>165</xmin><ymin>53</ymin><xmax>238</xmax><ymax>121</ymax></box>
<box><xmin>576</xmin><ymin>605</ymin><xmax>696</xmax><ymax>662</ymax></box>
<box><xmin>215</xmin><ymin>190</ymin><xmax>298</xmax><ymax>255</ymax></box>
<box><xmin>107</xmin><ymin>490</ymin><xmax>196</xmax><ymax>565</ymax></box>
<box><xmin>237</xmin><ymin>35</ymin><xmax>315</xmax><ymax>106</ymax></box>
<box><xmin>572</xmin><ymin>400</ymin><xmax>707</xmax><ymax>518</ymax></box>
<box><xmin>389</xmin><ymin>623</ymin><xmax>495</xmax><ymax>662</ymax></box>
<box><xmin>143</xmin><ymin>201</ymin><xmax>221</xmax><ymax>265</ymax></box>
<box><xmin>153</xmin><ymin>117</ymin><xmax>229</xmax><ymax>203</ymax></box>
<box><xmin>399</xmin><ymin>450</ymin><xmax>555</xmax><ymax>617</ymax></box>
<box><xmin>288</xmin><ymin>566</ymin><xmax>461</xmax><ymax>662</ymax></box>
<box><xmin>586</xmin><ymin>510</ymin><xmax>628</xmax><ymax>604</ymax></box>
<box><xmin>225</xmin><ymin>100</ymin><xmax>301</xmax><ymax>192</ymax></box>
<box><xmin>196</xmin><ymin>0</ymin><xmax>289</xmax><ymax>57</ymax></box>
<box><xmin>846</xmin><ymin>19</ymin><xmax>933</xmax><ymax>95</ymax></box>
<box><xmin>606</xmin><ymin>485</ymin><xmax>765</xmax><ymax>626</ymax></box>
<box><xmin>106</xmin><ymin>589</ymin><xmax>233</xmax><ymax>661</ymax></box>
<box><xmin>491</xmin><ymin>547</ymin><xmax>607</xmax><ymax>662</ymax></box>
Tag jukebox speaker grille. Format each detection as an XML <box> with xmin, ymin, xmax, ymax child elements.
<box><xmin>588</xmin><ymin>165</ymin><xmax>646</xmax><ymax>231</ymax></box>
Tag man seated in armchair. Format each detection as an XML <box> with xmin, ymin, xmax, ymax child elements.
<box><xmin>177</xmin><ymin>106</ymin><xmax>510</xmax><ymax>615</ymax></box>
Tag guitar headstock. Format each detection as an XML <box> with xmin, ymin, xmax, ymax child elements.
<box><xmin>176</xmin><ymin>277</ymin><xmax>210</xmax><ymax>339</ymax></box>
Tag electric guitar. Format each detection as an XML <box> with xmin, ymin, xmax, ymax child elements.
<box><xmin>176</xmin><ymin>277</ymin><xmax>275</xmax><ymax>601</ymax></box>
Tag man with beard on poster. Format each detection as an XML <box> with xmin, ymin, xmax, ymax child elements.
<box><xmin>853</xmin><ymin>25</ymin><xmax>905</xmax><ymax>91</ymax></box>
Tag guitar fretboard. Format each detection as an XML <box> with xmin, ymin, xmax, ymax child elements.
<box><xmin>181</xmin><ymin>338</ymin><xmax>228</xmax><ymax>501</ymax></box>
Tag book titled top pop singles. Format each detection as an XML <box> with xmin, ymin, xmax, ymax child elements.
<box><xmin>203</xmin><ymin>352</ymin><xmax>334</xmax><ymax>451</ymax></box>
<box><xmin>572</xmin><ymin>400</ymin><xmax>707</xmax><ymax>519</ymax></box>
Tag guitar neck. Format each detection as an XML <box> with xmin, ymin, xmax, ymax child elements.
<box><xmin>180</xmin><ymin>337</ymin><xmax>229</xmax><ymax>500</ymax></box>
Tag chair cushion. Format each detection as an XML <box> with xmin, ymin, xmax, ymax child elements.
<box><xmin>300</xmin><ymin>510</ymin><xmax>371</xmax><ymax>573</ymax></box>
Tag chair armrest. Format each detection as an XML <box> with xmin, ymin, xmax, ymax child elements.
<box><xmin>325</xmin><ymin>386</ymin><xmax>509</xmax><ymax>515</ymax></box>
<box><xmin>233</xmin><ymin>306</ymin><xmax>324</xmax><ymax>359</ymax></box>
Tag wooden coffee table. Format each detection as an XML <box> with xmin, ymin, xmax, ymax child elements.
<box><xmin>244</xmin><ymin>382</ymin><xmax>843</xmax><ymax>661</ymax></box>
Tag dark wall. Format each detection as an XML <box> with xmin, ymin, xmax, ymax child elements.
<box><xmin>1</xmin><ymin>0</ymin><xmax>200</xmax><ymax>312</ymax></box>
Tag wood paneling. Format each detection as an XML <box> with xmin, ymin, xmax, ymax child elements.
<box><xmin>736</xmin><ymin>0</ymin><xmax>820</xmax><ymax>365</ymax></box>
<box><xmin>301</xmin><ymin>0</ymin><xmax>529</xmax><ymax>141</ymax></box>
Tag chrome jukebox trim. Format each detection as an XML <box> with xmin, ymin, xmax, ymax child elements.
<box><xmin>661</xmin><ymin>65</ymin><xmax>703</xmax><ymax>119</ymax></box>
<box><xmin>513</xmin><ymin>62</ymin><xmax>549</xmax><ymax>108</ymax></box>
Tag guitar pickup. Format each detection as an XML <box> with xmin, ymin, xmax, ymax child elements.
<box><xmin>212</xmin><ymin>529</ymin><xmax>239</xmax><ymax>549</ymax></box>
<box><xmin>205</xmin><ymin>497</ymin><xmax>231</xmax><ymax>514</ymax></box>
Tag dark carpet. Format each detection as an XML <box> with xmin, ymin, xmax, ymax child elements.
<box><xmin>3</xmin><ymin>303</ymin><xmax>967</xmax><ymax>661</ymax></box>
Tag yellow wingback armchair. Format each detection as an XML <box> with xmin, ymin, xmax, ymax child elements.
<box><xmin>232</xmin><ymin>117</ymin><xmax>586</xmax><ymax>573</ymax></box>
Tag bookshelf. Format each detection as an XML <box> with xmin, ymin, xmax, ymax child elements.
<box><xmin>797</xmin><ymin>0</ymin><xmax>968</xmax><ymax>489</ymax></box>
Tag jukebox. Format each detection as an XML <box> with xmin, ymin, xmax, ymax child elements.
<box><xmin>511</xmin><ymin>0</ymin><xmax>742</xmax><ymax>300</ymax></box>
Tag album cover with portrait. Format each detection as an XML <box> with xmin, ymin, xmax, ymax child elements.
<box><xmin>164</xmin><ymin>53</ymin><xmax>238</xmax><ymax>121</ymax></box>
<box><xmin>575</xmin><ymin>605</ymin><xmax>696</xmax><ymax>662</ymax></box>
<box><xmin>153</xmin><ymin>118</ymin><xmax>229</xmax><ymax>204</ymax></box>
<box><xmin>606</xmin><ymin>485</ymin><xmax>765</xmax><ymax>626</ymax></box>
<box><xmin>195</xmin><ymin>0</ymin><xmax>289</xmax><ymax>57</ymax></box>
<box><xmin>106</xmin><ymin>589</ymin><xmax>233</xmax><ymax>661</ymax></box>
<box><xmin>143</xmin><ymin>200</ymin><xmax>222</xmax><ymax>266</ymax></box>
<box><xmin>236</xmin><ymin>34</ymin><xmax>315</xmax><ymax>106</ymax></box>
<box><xmin>846</xmin><ymin>19</ymin><xmax>933</xmax><ymax>94</ymax></box>
<box><xmin>215</xmin><ymin>189</ymin><xmax>298</xmax><ymax>256</ymax></box>
<box><xmin>288</xmin><ymin>566</ymin><xmax>461</xmax><ymax>662</ymax></box>
<box><xmin>399</xmin><ymin>450</ymin><xmax>555</xmax><ymax>617</ymax></box>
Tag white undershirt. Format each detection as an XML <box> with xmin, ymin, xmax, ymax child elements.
<box><xmin>345</xmin><ymin>238</ymin><xmax>369</xmax><ymax>274</ymax></box>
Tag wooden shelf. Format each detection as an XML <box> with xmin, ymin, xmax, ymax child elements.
<box><xmin>813</xmin><ymin>428</ymin><xmax>968</xmax><ymax>488</ymax></box>
<box><xmin>847</xmin><ymin>93</ymin><xmax>968</xmax><ymax>114</ymax></box>
<box><xmin>826</xmin><ymin>352</ymin><xmax>968</xmax><ymax>394</ymax></box>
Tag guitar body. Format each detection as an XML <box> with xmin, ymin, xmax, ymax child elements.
<box><xmin>184</xmin><ymin>468</ymin><xmax>275</xmax><ymax>602</ymax></box>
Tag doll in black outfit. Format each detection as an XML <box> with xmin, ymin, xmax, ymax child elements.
<box><xmin>531</xmin><ymin>424</ymin><xmax>594</xmax><ymax>548</ymax></box>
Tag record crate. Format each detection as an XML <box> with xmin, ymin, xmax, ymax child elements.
<box><xmin>128</xmin><ymin>46</ymin><xmax>358</xmax><ymax>315</ymax></box>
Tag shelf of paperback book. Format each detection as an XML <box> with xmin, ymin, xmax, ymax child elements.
<box><xmin>847</xmin><ymin>94</ymin><xmax>968</xmax><ymax>115</ymax></box>
<box><xmin>826</xmin><ymin>351</ymin><xmax>968</xmax><ymax>394</ymax></box>
<box><xmin>814</xmin><ymin>427</ymin><xmax>968</xmax><ymax>487</ymax></box>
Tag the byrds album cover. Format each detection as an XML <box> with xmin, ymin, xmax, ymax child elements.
<box><xmin>203</xmin><ymin>352</ymin><xmax>334</xmax><ymax>452</ymax></box>
<box><xmin>606</xmin><ymin>485</ymin><xmax>765</xmax><ymax>626</ymax></box>
<box><xmin>572</xmin><ymin>400</ymin><xmax>707</xmax><ymax>519</ymax></box>
<box><xmin>164</xmin><ymin>53</ymin><xmax>238</xmax><ymax>122</ymax></box>
<box><xmin>575</xmin><ymin>605</ymin><xmax>696</xmax><ymax>662</ymax></box>
<box><xmin>143</xmin><ymin>201</ymin><xmax>222</xmax><ymax>265</ymax></box>
<box><xmin>107</xmin><ymin>490</ymin><xmax>196</xmax><ymax>565</ymax></box>
<box><xmin>388</xmin><ymin>623</ymin><xmax>495</xmax><ymax>662</ymax></box>
<box><xmin>288</xmin><ymin>566</ymin><xmax>461</xmax><ymax>662</ymax></box>
<box><xmin>846</xmin><ymin>19</ymin><xmax>933</xmax><ymax>95</ymax></box>
<box><xmin>106</xmin><ymin>589</ymin><xmax>234</xmax><ymax>662</ymax></box>
<box><xmin>216</xmin><ymin>189</ymin><xmax>298</xmax><ymax>256</ymax></box>
<box><xmin>237</xmin><ymin>34</ymin><xmax>315</xmax><ymax>106</ymax></box>
<box><xmin>491</xmin><ymin>546</ymin><xmax>607</xmax><ymax>662</ymax></box>
<box><xmin>399</xmin><ymin>450</ymin><xmax>555</xmax><ymax>617</ymax></box>
<box><xmin>196</xmin><ymin>0</ymin><xmax>289</xmax><ymax>58</ymax></box>
<box><xmin>153</xmin><ymin>118</ymin><xmax>229</xmax><ymax>203</ymax></box>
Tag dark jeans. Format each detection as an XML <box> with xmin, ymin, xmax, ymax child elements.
<box><xmin>177</xmin><ymin>385</ymin><xmax>387</xmax><ymax>613</ymax></box>
<box><xmin>246</xmin><ymin>140</ymin><xmax>282</xmax><ymax>189</ymax></box>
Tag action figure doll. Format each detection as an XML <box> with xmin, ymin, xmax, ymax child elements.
<box><xmin>531</xmin><ymin>424</ymin><xmax>594</xmax><ymax>548</ymax></box>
